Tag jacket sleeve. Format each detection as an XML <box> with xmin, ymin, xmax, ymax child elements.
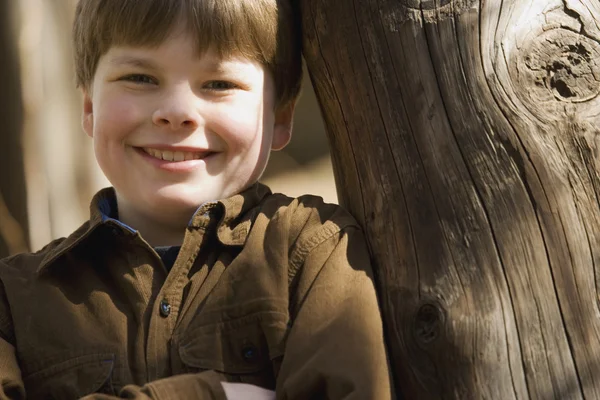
<box><xmin>0</xmin><ymin>280</ymin><xmax>25</xmax><ymax>400</ymax></box>
<box><xmin>276</xmin><ymin>226</ymin><xmax>394</xmax><ymax>400</ymax></box>
<box><xmin>79</xmin><ymin>371</ymin><xmax>228</xmax><ymax>400</ymax></box>
<box><xmin>83</xmin><ymin>380</ymin><xmax>279</xmax><ymax>400</ymax></box>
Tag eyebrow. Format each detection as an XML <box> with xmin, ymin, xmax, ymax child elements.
<box><xmin>108</xmin><ymin>54</ymin><xmax>250</xmax><ymax>75</ymax></box>
<box><xmin>108</xmin><ymin>56</ymin><xmax>162</xmax><ymax>71</ymax></box>
<box><xmin>200</xmin><ymin>59</ymin><xmax>244</xmax><ymax>74</ymax></box>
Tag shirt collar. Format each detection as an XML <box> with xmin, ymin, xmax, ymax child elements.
<box><xmin>186</xmin><ymin>182</ymin><xmax>271</xmax><ymax>246</ymax></box>
<box><xmin>37</xmin><ymin>187</ymin><xmax>120</xmax><ymax>274</ymax></box>
<box><xmin>37</xmin><ymin>183</ymin><xmax>271</xmax><ymax>274</ymax></box>
<box><xmin>213</xmin><ymin>182</ymin><xmax>271</xmax><ymax>246</ymax></box>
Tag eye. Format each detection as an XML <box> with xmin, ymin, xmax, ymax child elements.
<box><xmin>204</xmin><ymin>80</ymin><xmax>239</xmax><ymax>91</ymax></box>
<box><xmin>120</xmin><ymin>74</ymin><xmax>157</xmax><ymax>85</ymax></box>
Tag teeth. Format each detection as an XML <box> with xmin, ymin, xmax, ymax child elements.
<box><xmin>161</xmin><ymin>150</ymin><xmax>173</xmax><ymax>161</ymax></box>
<box><xmin>143</xmin><ymin>147</ymin><xmax>207</xmax><ymax>162</ymax></box>
<box><xmin>144</xmin><ymin>148</ymin><xmax>160</xmax><ymax>159</ymax></box>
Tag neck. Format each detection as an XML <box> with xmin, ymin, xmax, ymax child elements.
<box><xmin>116</xmin><ymin>199</ymin><xmax>189</xmax><ymax>247</ymax></box>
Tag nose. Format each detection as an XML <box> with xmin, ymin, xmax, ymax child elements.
<box><xmin>152</xmin><ymin>85</ymin><xmax>200</xmax><ymax>130</ymax></box>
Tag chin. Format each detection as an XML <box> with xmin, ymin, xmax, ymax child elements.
<box><xmin>151</xmin><ymin>195</ymin><xmax>202</xmax><ymax>213</ymax></box>
<box><xmin>142</xmin><ymin>183</ymin><xmax>229</xmax><ymax>216</ymax></box>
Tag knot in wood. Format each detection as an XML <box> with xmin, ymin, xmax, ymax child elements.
<box><xmin>414</xmin><ymin>303</ymin><xmax>444</xmax><ymax>345</ymax></box>
<box><xmin>522</xmin><ymin>29</ymin><xmax>600</xmax><ymax>103</ymax></box>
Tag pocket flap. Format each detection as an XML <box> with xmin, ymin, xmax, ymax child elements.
<box><xmin>24</xmin><ymin>353</ymin><xmax>114</xmax><ymax>399</ymax></box>
<box><xmin>179</xmin><ymin>312</ymin><xmax>288</xmax><ymax>374</ymax></box>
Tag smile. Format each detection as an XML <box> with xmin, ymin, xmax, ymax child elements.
<box><xmin>141</xmin><ymin>147</ymin><xmax>211</xmax><ymax>162</ymax></box>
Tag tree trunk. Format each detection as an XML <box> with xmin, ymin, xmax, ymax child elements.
<box><xmin>0</xmin><ymin>0</ymin><xmax>28</xmax><ymax>258</ymax></box>
<box><xmin>300</xmin><ymin>0</ymin><xmax>600</xmax><ymax>398</ymax></box>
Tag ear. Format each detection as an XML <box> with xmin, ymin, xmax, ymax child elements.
<box><xmin>271</xmin><ymin>100</ymin><xmax>296</xmax><ymax>151</ymax></box>
<box><xmin>81</xmin><ymin>88</ymin><xmax>94</xmax><ymax>138</ymax></box>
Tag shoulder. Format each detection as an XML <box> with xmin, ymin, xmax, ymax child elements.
<box><xmin>0</xmin><ymin>237</ymin><xmax>67</xmax><ymax>337</ymax></box>
<box><xmin>0</xmin><ymin>238</ymin><xmax>65</xmax><ymax>276</ymax></box>
<box><xmin>257</xmin><ymin>192</ymin><xmax>363</xmax><ymax>264</ymax></box>
<box><xmin>261</xmin><ymin>192</ymin><xmax>359</xmax><ymax>228</ymax></box>
<box><xmin>0</xmin><ymin>219</ymin><xmax>94</xmax><ymax>279</ymax></box>
<box><xmin>254</xmin><ymin>193</ymin><xmax>374</xmax><ymax>321</ymax></box>
<box><xmin>261</xmin><ymin>191</ymin><xmax>360</xmax><ymax>231</ymax></box>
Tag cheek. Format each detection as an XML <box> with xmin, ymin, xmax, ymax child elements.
<box><xmin>209</xmin><ymin>101</ymin><xmax>264</xmax><ymax>147</ymax></box>
<box><xmin>94</xmin><ymin>94</ymin><xmax>145</xmax><ymax>136</ymax></box>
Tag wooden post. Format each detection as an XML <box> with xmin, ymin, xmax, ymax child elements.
<box><xmin>299</xmin><ymin>0</ymin><xmax>600</xmax><ymax>398</ymax></box>
<box><xmin>0</xmin><ymin>0</ymin><xmax>28</xmax><ymax>258</ymax></box>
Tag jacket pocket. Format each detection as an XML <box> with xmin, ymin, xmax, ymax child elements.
<box><xmin>23</xmin><ymin>353</ymin><xmax>115</xmax><ymax>400</ymax></box>
<box><xmin>178</xmin><ymin>311</ymin><xmax>288</xmax><ymax>388</ymax></box>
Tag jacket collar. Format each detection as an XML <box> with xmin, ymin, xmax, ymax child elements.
<box><xmin>37</xmin><ymin>187</ymin><xmax>119</xmax><ymax>275</ymax></box>
<box><xmin>213</xmin><ymin>182</ymin><xmax>271</xmax><ymax>246</ymax></box>
<box><xmin>37</xmin><ymin>183</ymin><xmax>272</xmax><ymax>274</ymax></box>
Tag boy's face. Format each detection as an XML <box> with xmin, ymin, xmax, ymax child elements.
<box><xmin>82</xmin><ymin>31</ymin><xmax>294</xmax><ymax>227</ymax></box>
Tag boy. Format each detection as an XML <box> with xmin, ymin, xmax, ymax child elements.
<box><xmin>0</xmin><ymin>0</ymin><xmax>393</xmax><ymax>398</ymax></box>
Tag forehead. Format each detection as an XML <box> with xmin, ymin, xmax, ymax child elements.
<box><xmin>101</xmin><ymin>33</ymin><xmax>265</xmax><ymax>74</ymax></box>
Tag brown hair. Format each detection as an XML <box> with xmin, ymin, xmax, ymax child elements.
<box><xmin>73</xmin><ymin>0</ymin><xmax>302</xmax><ymax>109</ymax></box>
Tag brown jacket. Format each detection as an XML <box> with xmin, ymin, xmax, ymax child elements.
<box><xmin>0</xmin><ymin>183</ymin><xmax>392</xmax><ymax>399</ymax></box>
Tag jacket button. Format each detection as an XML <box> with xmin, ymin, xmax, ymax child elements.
<box><xmin>242</xmin><ymin>344</ymin><xmax>258</xmax><ymax>362</ymax></box>
<box><xmin>159</xmin><ymin>300</ymin><xmax>171</xmax><ymax>317</ymax></box>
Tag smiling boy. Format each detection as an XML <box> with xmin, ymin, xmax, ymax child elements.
<box><xmin>0</xmin><ymin>1</ymin><xmax>393</xmax><ymax>399</ymax></box>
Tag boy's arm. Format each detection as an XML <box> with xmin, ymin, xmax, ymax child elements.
<box><xmin>83</xmin><ymin>380</ymin><xmax>273</xmax><ymax>400</ymax></box>
<box><xmin>276</xmin><ymin>226</ymin><xmax>394</xmax><ymax>400</ymax></box>
<box><xmin>0</xmin><ymin>281</ymin><xmax>26</xmax><ymax>400</ymax></box>
<box><xmin>0</xmin><ymin>335</ymin><xmax>257</xmax><ymax>400</ymax></box>
<box><xmin>80</xmin><ymin>372</ymin><xmax>228</xmax><ymax>399</ymax></box>
<box><xmin>0</xmin><ymin>339</ymin><xmax>24</xmax><ymax>400</ymax></box>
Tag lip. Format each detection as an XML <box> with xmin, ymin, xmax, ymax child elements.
<box><xmin>140</xmin><ymin>144</ymin><xmax>211</xmax><ymax>153</ymax></box>
<box><xmin>134</xmin><ymin>146</ymin><xmax>217</xmax><ymax>173</ymax></box>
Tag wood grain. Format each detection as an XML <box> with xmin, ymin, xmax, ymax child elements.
<box><xmin>299</xmin><ymin>0</ymin><xmax>600</xmax><ymax>397</ymax></box>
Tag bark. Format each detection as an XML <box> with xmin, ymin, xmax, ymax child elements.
<box><xmin>0</xmin><ymin>0</ymin><xmax>28</xmax><ymax>258</ymax></box>
<box><xmin>299</xmin><ymin>0</ymin><xmax>600</xmax><ymax>398</ymax></box>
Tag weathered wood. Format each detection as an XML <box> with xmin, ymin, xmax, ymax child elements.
<box><xmin>0</xmin><ymin>0</ymin><xmax>29</xmax><ymax>257</ymax></box>
<box><xmin>300</xmin><ymin>0</ymin><xmax>600</xmax><ymax>398</ymax></box>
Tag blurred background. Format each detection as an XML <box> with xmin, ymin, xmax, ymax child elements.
<box><xmin>0</xmin><ymin>0</ymin><xmax>336</xmax><ymax>257</ymax></box>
